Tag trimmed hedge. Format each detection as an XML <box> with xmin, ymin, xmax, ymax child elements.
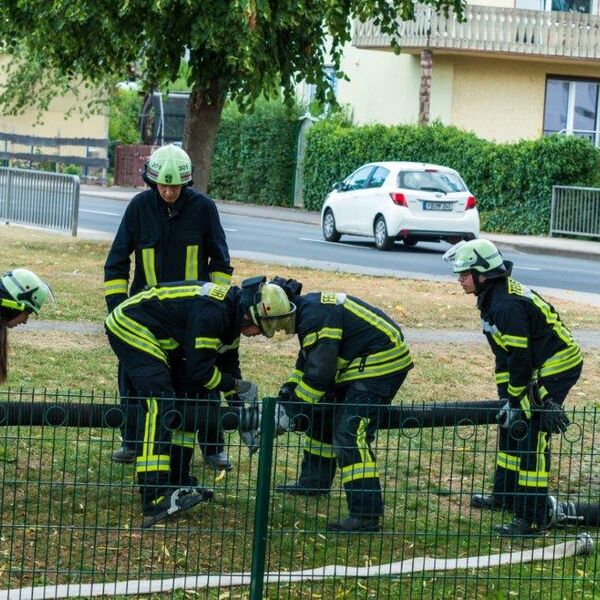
<box><xmin>302</xmin><ymin>121</ymin><xmax>600</xmax><ymax>234</ymax></box>
<box><xmin>208</xmin><ymin>99</ymin><xmax>302</xmax><ymax>206</ymax></box>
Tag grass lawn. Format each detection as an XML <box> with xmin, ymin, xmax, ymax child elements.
<box><xmin>1</xmin><ymin>226</ymin><xmax>599</xmax><ymax>599</ymax></box>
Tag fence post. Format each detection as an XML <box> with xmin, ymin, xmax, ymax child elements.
<box><xmin>249</xmin><ymin>396</ymin><xmax>276</xmax><ymax>600</ymax></box>
<box><xmin>6</xmin><ymin>168</ymin><xmax>13</xmax><ymax>223</ymax></box>
<box><xmin>71</xmin><ymin>176</ymin><xmax>80</xmax><ymax>237</ymax></box>
<box><xmin>550</xmin><ymin>185</ymin><xmax>557</xmax><ymax>237</ymax></box>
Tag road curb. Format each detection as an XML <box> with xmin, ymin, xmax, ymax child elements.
<box><xmin>487</xmin><ymin>240</ymin><xmax>599</xmax><ymax>263</ymax></box>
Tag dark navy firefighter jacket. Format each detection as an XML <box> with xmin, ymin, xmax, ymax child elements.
<box><xmin>104</xmin><ymin>187</ymin><xmax>232</xmax><ymax>312</ymax></box>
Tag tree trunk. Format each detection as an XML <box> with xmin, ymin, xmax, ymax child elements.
<box><xmin>183</xmin><ymin>87</ymin><xmax>226</xmax><ymax>194</ymax></box>
<box><xmin>418</xmin><ymin>49</ymin><xmax>432</xmax><ymax>126</ymax></box>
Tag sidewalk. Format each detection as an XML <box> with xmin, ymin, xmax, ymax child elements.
<box><xmin>80</xmin><ymin>185</ymin><xmax>600</xmax><ymax>262</ymax></box>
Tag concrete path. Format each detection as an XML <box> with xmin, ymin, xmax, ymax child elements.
<box><xmin>21</xmin><ymin>320</ymin><xmax>600</xmax><ymax>347</ymax></box>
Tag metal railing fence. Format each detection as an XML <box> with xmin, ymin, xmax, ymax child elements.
<box><xmin>0</xmin><ymin>390</ymin><xmax>598</xmax><ymax>599</ymax></box>
<box><xmin>551</xmin><ymin>185</ymin><xmax>600</xmax><ymax>239</ymax></box>
<box><xmin>0</xmin><ymin>167</ymin><xmax>80</xmax><ymax>236</ymax></box>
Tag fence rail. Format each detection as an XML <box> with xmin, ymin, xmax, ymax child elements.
<box><xmin>0</xmin><ymin>390</ymin><xmax>598</xmax><ymax>599</ymax></box>
<box><xmin>0</xmin><ymin>167</ymin><xmax>80</xmax><ymax>236</ymax></box>
<box><xmin>353</xmin><ymin>4</ymin><xmax>600</xmax><ymax>61</ymax></box>
<box><xmin>0</xmin><ymin>132</ymin><xmax>108</xmax><ymax>184</ymax></box>
<box><xmin>551</xmin><ymin>185</ymin><xmax>600</xmax><ymax>239</ymax></box>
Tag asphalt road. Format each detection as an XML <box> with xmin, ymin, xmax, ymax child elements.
<box><xmin>79</xmin><ymin>195</ymin><xmax>600</xmax><ymax>296</ymax></box>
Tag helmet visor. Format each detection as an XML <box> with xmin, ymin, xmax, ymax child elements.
<box><xmin>256</xmin><ymin>305</ymin><xmax>297</xmax><ymax>338</ymax></box>
<box><xmin>442</xmin><ymin>241</ymin><xmax>470</xmax><ymax>273</ymax></box>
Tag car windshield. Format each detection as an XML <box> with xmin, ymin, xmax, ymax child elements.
<box><xmin>397</xmin><ymin>170</ymin><xmax>466</xmax><ymax>193</ymax></box>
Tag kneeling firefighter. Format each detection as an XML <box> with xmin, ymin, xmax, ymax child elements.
<box><xmin>104</xmin><ymin>279</ymin><xmax>262</xmax><ymax>528</ymax></box>
<box><xmin>244</xmin><ymin>278</ymin><xmax>414</xmax><ymax>533</ymax></box>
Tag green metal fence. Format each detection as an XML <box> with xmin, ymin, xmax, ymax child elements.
<box><xmin>0</xmin><ymin>390</ymin><xmax>598</xmax><ymax>599</ymax></box>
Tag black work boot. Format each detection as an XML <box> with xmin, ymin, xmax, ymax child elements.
<box><xmin>275</xmin><ymin>482</ymin><xmax>330</xmax><ymax>497</ymax></box>
<box><xmin>142</xmin><ymin>487</ymin><xmax>214</xmax><ymax>528</ymax></box>
<box><xmin>204</xmin><ymin>451</ymin><xmax>233</xmax><ymax>472</ymax></box>
<box><xmin>496</xmin><ymin>518</ymin><xmax>543</xmax><ymax>537</ymax></box>
<box><xmin>326</xmin><ymin>516</ymin><xmax>381</xmax><ymax>533</ymax></box>
<box><xmin>471</xmin><ymin>494</ymin><xmax>505</xmax><ymax>511</ymax></box>
<box><xmin>112</xmin><ymin>444</ymin><xmax>136</xmax><ymax>464</ymax></box>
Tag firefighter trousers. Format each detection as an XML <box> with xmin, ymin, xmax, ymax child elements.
<box><xmin>118</xmin><ymin>351</ymin><xmax>225</xmax><ymax>460</ymax></box>
<box><xmin>107</xmin><ymin>333</ymin><xmax>213</xmax><ymax>510</ymax></box>
<box><xmin>293</xmin><ymin>372</ymin><xmax>407</xmax><ymax>518</ymax></box>
<box><xmin>492</xmin><ymin>363</ymin><xmax>582</xmax><ymax>525</ymax></box>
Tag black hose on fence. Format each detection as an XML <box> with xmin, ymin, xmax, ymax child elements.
<box><xmin>0</xmin><ymin>401</ymin><xmax>243</xmax><ymax>432</ymax></box>
<box><xmin>379</xmin><ymin>400</ymin><xmax>505</xmax><ymax>429</ymax></box>
<box><xmin>549</xmin><ymin>496</ymin><xmax>600</xmax><ymax>527</ymax></box>
<box><xmin>0</xmin><ymin>398</ymin><xmax>506</xmax><ymax>432</ymax></box>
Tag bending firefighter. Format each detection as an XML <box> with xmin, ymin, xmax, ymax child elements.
<box><xmin>104</xmin><ymin>280</ymin><xmax>261</xmax><ymax>528</ymax></box>
<box><xmin>0</xmin><ymin>269</ymin><xmax>53</xmax><ymax>383</ymax></box>
<box><xmin>262</xmin><ymin>282</ymin><xmax>414</xmax><ymax>533</ymax></box>
<box><xmin>104</xmin><ymin>144</ymin><xmax>233</xmax><ymax>470</ymax></box>
<box><xmin>444</xmin><ymin>239</ymin><xmax>582</xmax><ymax>537</ymax></box>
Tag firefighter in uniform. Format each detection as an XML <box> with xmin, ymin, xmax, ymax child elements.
<box><xmin>443</xmin><ymin>239</ymin><xmax>582</xmax><ymax>537</ymax></box>
<box><xmin>0</xmin><ymin>269</ymin><xmax>53</xmax><ymax>383</ymax></box>
<box><xmin>104</xmin><ymin>144</ymin><xmax>234</xmax><ymax>469</ymax></box>
<box><xmin>104</xmin><ymin>279</ymin><xmax>261</xmax><ymax>528</ymax></box>
<box><xmin>266</xmin><ymin>285</ymin><xmax>414</xmax><ymax>533</ymax></box>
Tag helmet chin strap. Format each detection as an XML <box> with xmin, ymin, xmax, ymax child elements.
<box><xmin>472</xmin><ymin>271</ymin><xmax>492</xmax><ymax>296</ymax></box>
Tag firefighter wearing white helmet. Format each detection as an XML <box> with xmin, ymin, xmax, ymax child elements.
<box><xmin>0</xmin><ymin>269</ymin><xmax>54</xmax><ymax>383</ymax></box>
<box><xmin>444</xmin><ymin>238</ymin><xmax>582</xmax><ymax>537</ymax></box>
<box><xmin>104</xmin><ymin>143</ymin><xmax>233</xmax><ymax>469</ymax></box>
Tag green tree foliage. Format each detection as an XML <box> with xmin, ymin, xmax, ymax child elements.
<box><xmin>108</xmin><ymin>89</ymin><xmax>142</xmax><ymax>146</ymax></box>
<box><xmin>0</xmin><ymin>0</ymin><xmax>464</xmax><ymax>192</ymax></box>
<box><xmin>107</xmin><ymin>88</ymin><xmax>143</xmax><ymax>173</ymax></box>
<box><xmin>302</xmin><ymin>121</ymin><xmax>600</xmax><ymax>234</ymax></box>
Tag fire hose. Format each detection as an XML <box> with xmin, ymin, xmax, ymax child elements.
<box><xmin>0</xmin><ymin>398</ymin><xmax>596</xmax><ymax>598</ymax></box>
<box><xmin>2</xmin><ymin>398</ymin><xmax>599</xmax><ymax>527</ymax></box>
<box><xmin>0</xmin><ymin>533</ymin><xmax>593</xmax><ymax>599</ymax></box>
<box><xmin>0</xmin><ymin>398</ymin><xmax>505</xmax><ymax>430</ymax></box>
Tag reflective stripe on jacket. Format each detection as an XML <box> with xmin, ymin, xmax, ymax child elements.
<box><xmin>288</xmin><ymin>292</ymin><xmax>413</xmax><ymax>405</ymax></box>
<box><xmin>477</xmin><ymin>277</ymin><xmax>582</xmax><ymax>404</ymax></box>
<box><xmin>104</xmin><ymin>187</ymin><xmax>232</xmax><ymax>311</ymax></box>
<box><xmin>105</xmin><ymin>282</ymin><xmax>242</xmax><ymax>394</ymax></box>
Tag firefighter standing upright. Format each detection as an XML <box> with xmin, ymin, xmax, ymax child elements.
<box><xmin>104</xmin><ymin>279</ymin><xmax>262</xmax><ymax>527</ymax></box>
<box><xmin>104</xmin><ymin>144</ymin><xmax>233</xmax><ymax>469</ymax></box>
<box><xmin>443</xmin><ymin>239</ymin><xmax>582</xmax><ymax>537</ymax></box>
<box><xmin>252</xmin><ymin>281</ymin><xmax>414</xmax><ymax>533</ymax></box>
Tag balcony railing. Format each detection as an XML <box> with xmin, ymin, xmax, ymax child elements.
<box><xmin>353</xmin><ymin>4</ymin><xmax>600</xmax><ymax>60</ymax></box>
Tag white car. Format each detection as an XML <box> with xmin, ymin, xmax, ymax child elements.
<box><xmin>320</xmin><ymin>161</ymin><xmax>480</xmax><ymax>250</ymax></box>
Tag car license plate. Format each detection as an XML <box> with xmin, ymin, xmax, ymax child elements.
<box><xmin>422</xmin><ymin>201</ymin><xmax>453</xmax><ymax>211</ymax></box>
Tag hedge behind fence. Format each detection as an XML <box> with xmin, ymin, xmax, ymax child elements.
<box><xmin>208</xmin><ymin>99</ymin><xmax>302</xmax><ymax>206</ymax></box>
<box><xmin>302</xmin><ymin>121</ymin><xmax>600</xmax><ymax>234</ymax></box>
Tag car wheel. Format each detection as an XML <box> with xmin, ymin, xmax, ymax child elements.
<box><xmin>403</xmin><ymin>237</ymin><xmax>418</xmax><ymax>247</ymax></box>
<box><xmin>374</xmin><ymin>216</ymin><xmax>394</xmax><ymax>251</ymax></box>
<box><xmin>322</xmin><ymin>209</ymin><xmax>341</xmax><ymax>242</ymax></box>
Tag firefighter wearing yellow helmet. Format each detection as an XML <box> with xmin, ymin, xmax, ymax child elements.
<box><xmin>104</xmin><ymin>144</ymin><xmax>233</xmax><ymax>470</ymax></box>
<box><xmin>247</xmin><ymin>277</ymin><xmax>413</xmax><ymax>533</ymax></box>
<box><xmin>444</xmin><ymin>239</ymin><xmax>582</xmax><ymax>537</ymax></box>
<box><xmin>0</xmin><ymin>269</ymin><xmax>54</xmax><ymax>383</ymax></box>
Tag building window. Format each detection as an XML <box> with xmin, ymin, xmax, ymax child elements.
<box><xmin>543</xmin><ymin>77</ymin><xmax>600</xmax><ymax>146</ymax></box>
<box><xmin>549</xmin><ymin>0</ymin><xmax>593</xmax><ymax>12</ymax></box>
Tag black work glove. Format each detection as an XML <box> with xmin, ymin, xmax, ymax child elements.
<box><xmin>541</xmin><ymin>399</ymin><xmax>570</xmax><ymax>434</ymax></box>
<box><xmin>497</xmin><ymin>400</ymin><xmax>528</xmax><ymax>438</ymax></box>
<box><xmin>234</xmin><ymin>379</ymin><xmax>259</xmax><ymax>405</ymax></box>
